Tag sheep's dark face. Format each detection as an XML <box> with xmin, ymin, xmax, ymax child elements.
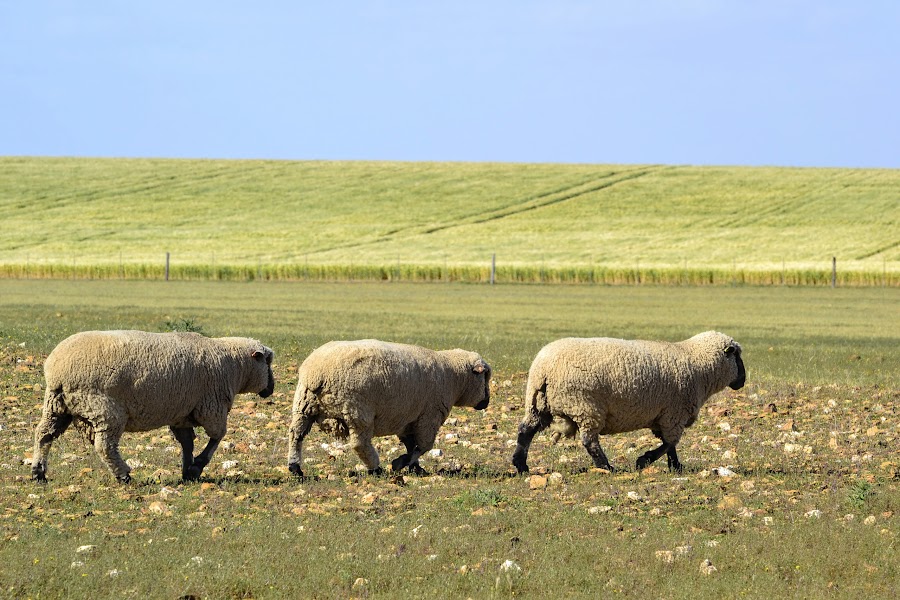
<box><xmin>462</xmin><ymin>358</ymin><xmax>492</xmax><ymax>410</ymax></box>
<box><xmin>251</xmin><ymin>348</ymin><xmax>276</xmax><ymax>398</ymax></box>
<box><xmin>725</xmin><ymin>343</ymin><xmax>745</xmax><ymax>390</ymax></box>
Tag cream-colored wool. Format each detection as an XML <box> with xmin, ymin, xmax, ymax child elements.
<box><xmin>512</xmin><ymin>331</ymin><xmax>744</xmax><ymax>473</ymax></box>
<box><xmin>288</xmin><ymin>339</ymin><xmax>491</xmax><ymax>477</ymax></box>
<box><xmin>32</xmin><ymin>330</ymin><xmax>274</xmax><ymax>483</ymax></box>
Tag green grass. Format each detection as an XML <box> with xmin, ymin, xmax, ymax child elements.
<box><xmin>0</xmin><ymin>280</ymin><xmax>897</xmax><ymax>598</ymax></box>
<box><xmin>1</xmin><ymin>157</ymin><xmax>897</xmax><ymax>284</ymax></box>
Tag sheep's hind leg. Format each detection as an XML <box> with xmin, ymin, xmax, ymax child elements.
<box><xmin>94</xmin><ymin>427</ymin><xmax>131</xmax><ymax>483</ymax></box>
<box><xmin>511</xmin><ymin>409</ymin><xmax>551</xmax><ymax>473</ymax></box>
<box><xmin>170</xmin><ymin>426</ymin><xmax>197</xmax><ymax>481</ymax></box>
<box><xmin>31</xmin><ymin>411</ymin><xmax>73</xmax><ymax>482</ymax></box>
<box><xmin>287</xmin><ymin>413</ymin><xmax>316</xmax><ymax>478</ymax></box>
<box><xmin>581</xmin><ymin>431</ymin><xmax>615</xmax><ymax>472</ymax></box>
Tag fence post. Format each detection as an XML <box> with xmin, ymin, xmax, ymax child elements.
<box><xmin>831</xmin><ymin>256</ymin><xmax>836</xmax><ymax>288</ymax></box>
<box><xmin>490</xmin><ymin>253</ymin><xmax>496</xmax><ymax>285</ymax></box>
<box><xmin>165</xmin><ymin>252</ymin><xmax>170</xmax><ymax>281</ymax></box>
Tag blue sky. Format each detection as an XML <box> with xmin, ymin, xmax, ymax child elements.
<box><xmin>2</xmin><ymin>1</ymin><xmax>898</xmax><ymax>167</ymax></box>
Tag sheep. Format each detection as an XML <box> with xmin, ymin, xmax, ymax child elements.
<box><xmin>287</xmin><ymin>340</ymin><xmax>491</xmax><ymax>478</ymax></box>
<box><xmin>31</xmin><ymin>330</ymin><xmax>275</xmax><ymax>483</ymax></box>
<box><xmin>511</xmin><ymin>331</ymin><xmax>745</xmax><ymax>474</ymax></box>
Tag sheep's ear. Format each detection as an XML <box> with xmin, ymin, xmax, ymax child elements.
<box><xmin>252</xmin><ymin>350</ymin><xmax>265</xmax><ymax>361</ymax></box>
<box><xmin>472</xmin><ymin>363</ymin><xmax>486</xmax><ymax>374</ymax></box>
<box><xmin>724</xmin><ymin>346</ymin><xmax>735</xmax><ymax>356</ymax></box>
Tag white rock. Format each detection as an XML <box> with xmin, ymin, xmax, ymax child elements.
<box><xmin>75</xmin><ymin>545</ymin><xmax>97</xmax><ymax>554</ymax></box>
<box><xmin>699</xmin><ymin>559</ymin><xmax>717</xmax><ymax>575</ymax></box>
<box><xmin>712</xmin><ymin>466</ymin><xmax>736</xmax><ymax>477</ymax></box>
<box><xmin>428</xmin><ymin>449</ymin><xmax>443</xmax><ymax>458</ymax></box>
<box><xmin>717</xmin><ymin>422</ymin><xmax>731</xmax><ymax>432</ymax></box>
<box><xmin>125</xmin><ymin>458</ymin><xmax>143</xmax><ymax>469</ymax></box>
<box><xmin>588</xmin><ymin>505</ymin><xmax>613</xmax><ymax>515</ymax></box>
<box><xmin>804</xmin><ymin>509</ymin><xmax>823</xmax><ymax>519</ymax></box>
<box><xmin>220</xmin><ymin>460</ymin><xmax>239</xmax><ymax>470</ymax></box>
<box><xmin>500</xmin><ymin>559</ymin><xmax>522</xmax><ymax>573</ymax></box>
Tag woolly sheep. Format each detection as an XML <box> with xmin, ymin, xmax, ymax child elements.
<box><xmin>512</xmin><ymin>331</ymin><xmax>745</xmax><ymax>474</ymax></box>
<box><xmin>288</xmin><ymin>340</ymin><xmax>491</xmax><ymax>478</ymax></box>
<box><xmin>31</xmin><ymin>330</ymin><xmax>275</xmax><ymax>483</ymax></box>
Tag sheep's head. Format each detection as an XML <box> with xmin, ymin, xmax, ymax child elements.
<box><xmin>725</xmin><ymin>341</ymin><xmax>745</xmax><ymax>390</ymax></box>
<box><xmin>451</xmin><ymin>351</ymin><xmax>492</xmax><ymax>410</ymax></box>
<box><xmin>247</xmin><ymin>343</ymin><xmax>275</xmax><ymax>398</ymax></box>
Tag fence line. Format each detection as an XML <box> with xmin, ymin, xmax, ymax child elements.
<box><xmin>0</xmin><ymin>254</ymin><xmax>897</xmax><ymax>287</ymax></box>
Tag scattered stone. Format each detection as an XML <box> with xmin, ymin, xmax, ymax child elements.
<box><xmin>588</xmin><ymin>505</ymin><xmax>613</xmax><ymax>515</ymax></box>
<box><xmin>699</xmin><ymin>559</ymin><xmax>717</xmax><ymax>575</ymax></box>
<box><xmin>500</xmin><ymin>559</ymin><xmax>522</xmax><ymax>573</ymax></box>
<box><xmin>75</xmin><ymin>545</ymin><xmax>97</xmax><ymax>554</ymax></box>
<box><xmin>805</xmin><ymin>509</ymin><xmax>823</xmax><ymax>519</ymax></box>
<box><xmin>528</xmin><ymin>475</ymin><xmax>547</xmax><ymax>490</ymax></box>
<box><xmin>655</xmin><ymin>550</ymin><xmax>674</xmax><ymax>563</ymax></box>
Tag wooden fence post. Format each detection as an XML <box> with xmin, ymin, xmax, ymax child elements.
<box><xmin>831</xmin><ymin>256</ymin><xmax>836</xmax><ymax>288</ymax></box>
<box><xmin>165</xmin><ymin>252</ymin><xmax>170</xmax><ymax>281</ymax></box>
<box><xmin>490</xmin><ymin>254</ymin><xmax>496</xmax><ymax>285</ymax></box>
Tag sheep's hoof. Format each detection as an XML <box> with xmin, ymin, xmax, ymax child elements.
<box><xmin>408</xmin><ymin>464</ymin><xmax>429</xmax><ymax>477</ymax></box>
<box><xmin>32</xmin><ymin>472</ymin><xmax>48</xmax><ymax>484</ymax></box>
<box><xmin>288</xmin><ymin>463</ymin><xmax>304</xmax><ymax>478</ymax></box>
<box><xmin>183</xmin><ymin>466</ymin><xmax>203</xmax><ymax>481</ymax></box>
<box><xmin>117</xmin><ymin>473</ymin><xmax>132</xmax><ymax>484</ymax></box>
<box><xmin>368</xmin><ymin>467</ymin><xmax>385</xmax><ymax>477</ymax></box>
<box><xmin>512</xmin><ymin>457</ymin><xmax>529</xmax><ymax>473</ymax></box>
<box><xmin>391</xmin><ymin>455</ymin><xmax>411</xmax><ymax>472</ymax></box>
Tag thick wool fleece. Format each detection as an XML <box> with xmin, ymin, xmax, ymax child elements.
<box><xmin>512</xmin><ymin>331</ymin><xmax>744</xmax><ymax>473</ymax></box>
<box><xmin>288</xmin><ymin>339</ymin><xmax>491</xmax><ymax>477</ymax></box>
<box><xmin>32</xmin><ymin>330</ymin><xmax>274</xmax><ymax>482</ymax></box>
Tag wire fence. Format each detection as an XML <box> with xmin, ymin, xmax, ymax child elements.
<box><xmin>0</xmin><ymin>254</ymin><xmax>896</xmax><ymax>287</ymax></box>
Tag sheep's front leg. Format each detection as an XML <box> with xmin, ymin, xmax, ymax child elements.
<box><xmin>287</xmin><ymin>413</ymin><xmax>316</xmax><ymax>478</ymax></box>
<box><xmin>390</xmin><ymin>434</ymin><xmax>416</xmax><ymax>473</ymax></box>
<box><xmin>636</xmin><ymin>442</ymin><xmax>671</xmax><ymax>470</ymax></box>
<box><xmin>170</xmin><ymin>426</ymin><xmax>197</xmax><ymax>481</ymax></box>
<box><xmin>645</xmin><ymin>427</ymin><xmax>683</xmax><ymax>472</ymax></box>
<box><xmin>189</xmin><ymin>437</ymin><xmax>222</xmax><ymax>480</ymax></box>
<box><xmin>31</xmin><ymin>411</ymin><xmax>73</xmax><ymax>482</ymax></box>
<box><xmin>666</xmin><ymin>446</ymin><xmax>683</xmax><ymax>473</ymax></box>
<box><xmin>512</xmin><ymin>409</ymin><xmax>550</xmax><ymax>473</ymax></box>
<box><xmin>581</xmin><ymin>431</ymin><xmax>615</xmax><ymax>472</ymax></box>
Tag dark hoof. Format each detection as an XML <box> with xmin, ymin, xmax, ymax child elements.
<box><xmin>408</xmin><ymin>464</ymin><xmax>429</xmax><ymax>476</ymax></box>
<box><xmin>117</xmin><ymin>473</ymin><xmax>132</xmax><ymax>484</ymax></box>
<box><xmin>32</xmin><ymin>473</ymin><xmax>48</xmax><ymax>484</ymax></box>
<box><xmin>512</xmin><ymin>457</ymin><xmax>529</xmax><ymax>474</ymax></box>
<box><xmin>391</xmin><ymin>455</ymin><xmax>411</xmax><ymax>472</ymax></box>
<box><xmin>288</xmin><ymin>463</ymin><xmax>305</xmax><ymax>478</ymax></box>
<box><xmin>368</xmin><ymin>467</ymin><xmax>385</xmax><ymax>477</ymax></box>
<box><xmin>183</xmin><ymin>465</ymin><xmax>203</xmax><ymax>481</ymax></box>
<box><xmin>636</xmin><ymin>457</ymin><xmax>653</xmax><ymax>470</ymax></box>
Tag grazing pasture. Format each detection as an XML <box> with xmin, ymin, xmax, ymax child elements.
<box><xmin>1</xmin><ymin>157</ymin><xmax>897</xmax><ymax>284</ymax></box>
<box><xmin>0</xmin><ymin>280</ymin><xmax>896</xmax><ymax>598</ymax></box>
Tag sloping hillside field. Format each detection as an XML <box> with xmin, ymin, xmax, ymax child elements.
<box><xmin>0</xmin><ymin>157</ymin><xmax>897</xmax><ymax>284</ymax></box>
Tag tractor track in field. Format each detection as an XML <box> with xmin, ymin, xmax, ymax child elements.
<box><xmin>303</xmin><ymin>165</ymin><xmax>669</xmax><ymax>256</ymax></box>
